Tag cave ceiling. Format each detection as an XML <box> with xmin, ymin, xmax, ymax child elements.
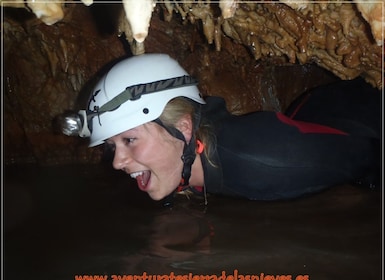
<box><xmin>3</xmin><ymin>0</ymin><xmax>384</xmax><ymax>88</ymax></box>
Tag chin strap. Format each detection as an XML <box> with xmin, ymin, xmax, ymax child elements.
<box><xmin>152</xmin><ymin>104</ymin><xmax>202</xmax><ymax>187</ymax></box>
<box><xmin>152</xmin><ymin>118</ymin><xmax>197</xmax><ymax>186</ymax></box>
<box><xmin>179</xmin><ymin>135</ymin><xmax>197</xmax><ymax>186</ymax></box>
<box><xmin>160</xmin><ymin>138</ymin><xmax>207</xmax><ymax>209</ymax></box>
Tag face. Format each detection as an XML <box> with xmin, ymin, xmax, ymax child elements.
<box><xmin>106</xmin><ymin>122</ymin><xmax>186</xmax><ymax>201</ymax></box>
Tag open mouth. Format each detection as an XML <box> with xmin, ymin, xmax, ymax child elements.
<box><xmin>130</xmin><ymin>170</ymin><xmax>151</xmax><ymax>191</ymax></box>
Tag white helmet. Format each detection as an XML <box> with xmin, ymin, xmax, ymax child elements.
<box><xmin>84</xmin><ymin>54</ymin><xmax>205</xmax><ymax>147</ymax></box>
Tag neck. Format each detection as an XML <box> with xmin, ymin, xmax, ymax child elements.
<box><xmin>188</xmin><ymin>153</ymin><xmax>205</xmax><ymax>187</ymax></box>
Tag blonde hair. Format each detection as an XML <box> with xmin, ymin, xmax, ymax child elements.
<box><xmin>159</xmin><ymin>97</ymin><xmax>217</xmax><ymax>167</ymax></box>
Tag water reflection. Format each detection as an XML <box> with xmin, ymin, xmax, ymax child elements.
<box><xmin>120</xmin><ymin>195</ymin><xmax>213</xmax><ymax>274</ymax></box>
<box><xmin>3</xmin><ymin>165</ymin><xmax>382</xmax><ymax>279</ymax></box>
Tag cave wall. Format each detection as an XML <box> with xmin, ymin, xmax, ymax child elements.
<box><xmin>3</xmin><ymin>2</ymin><xmax>380</xmax><ymax>166</ymax></box>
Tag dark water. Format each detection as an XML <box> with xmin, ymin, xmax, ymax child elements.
<box><xmin>3</xmin><ymin>164</ymin><xmax>382</xmax><ymax>280</ymax></box>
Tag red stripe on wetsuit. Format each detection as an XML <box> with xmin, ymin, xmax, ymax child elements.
<box><xmin>276</xmin><ymin>112</ymin><xmax>348</xmax><ymax>135</ymax></box>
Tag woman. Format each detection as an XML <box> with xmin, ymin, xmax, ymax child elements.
<box><xmin>60</xmin><ymin>54</ymin><xmax>381</xmax><ymax>202</ymax></box>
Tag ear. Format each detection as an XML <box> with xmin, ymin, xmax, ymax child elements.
<box><xmin>175</xmin><ymin>114</ymin><xmax>193</xmax><ymax>143</ymax></box>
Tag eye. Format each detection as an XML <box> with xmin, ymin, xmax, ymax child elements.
<box><xmin>123</xmin><ymin>138</ymin><xmax>136</xmax><ymax>145</ymax></box>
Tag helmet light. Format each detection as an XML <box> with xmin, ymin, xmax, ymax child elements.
<box><xmin>60</xmin><ymin>110</ymin><xmax>91</xmax><ymax>138</ymax></box>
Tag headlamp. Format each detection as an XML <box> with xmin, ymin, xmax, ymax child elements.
<box><xmin>59</xmin><ymin>110</ymin><xmax>91</xmax><ymax>138</ymax></box>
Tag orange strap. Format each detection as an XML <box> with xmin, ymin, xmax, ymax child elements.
<box><xmin>196</xmin><ymin>139</ymin><xmax>205</xmax><ymax>154</ymax></box>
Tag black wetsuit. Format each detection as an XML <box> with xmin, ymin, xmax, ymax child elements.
<box><xmin>200</xmin><ymin>78</ymin><xmax>381</xmax><ymax>200</ymax></box>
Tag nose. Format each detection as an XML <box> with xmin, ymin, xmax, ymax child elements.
<box><xmin>112</xmin><ymin>145</ymin><xmax>134</xmax><ymax>172</ymax></box>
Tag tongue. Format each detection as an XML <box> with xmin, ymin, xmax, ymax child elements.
<box><xmin>136</xmin><ymin>170</ymin><xmax>151</xmax><ymax>190</ymax></box>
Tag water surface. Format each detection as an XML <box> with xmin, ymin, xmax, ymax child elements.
<box><xmin>3</xmin><ymin>164</ymin><xmax>382</xmax><ymax>280</ymax></box>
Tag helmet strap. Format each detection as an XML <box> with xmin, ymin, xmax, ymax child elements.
<box><xmin>153</xmin><ymin>102</ymin><xmax>202</xmax><ymax>186</ymax></box>
<box><xmin>179</xmin><ymin>134</ymin><xmax>197</xmax><ymax>186</ymax></box>
<box><xmin>152</xmin><ymin>115</ymin><xmax>200</xmax><ymax>186</ymax></box>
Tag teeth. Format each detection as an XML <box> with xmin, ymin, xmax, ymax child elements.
<box><xmin>130</xmin><ymin>171</ymin><xmax>143</xmax><ymax>179</ymax></box>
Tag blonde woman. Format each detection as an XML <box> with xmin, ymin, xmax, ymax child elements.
<box><xmin>60</xmin><ymin>54</ymin><xmax>380</xmax><ymax>203</ymax></box>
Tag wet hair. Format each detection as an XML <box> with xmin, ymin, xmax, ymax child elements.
<box><xmin>158</xmin><ymin>97</ymin><xmax>217</xmax><ymax>167</ymax></box>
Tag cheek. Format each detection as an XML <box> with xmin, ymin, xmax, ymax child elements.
<box><xmin>155</xmin><ymin>142</ymin><xmax>185</xmax><ymax>179</ymax></box>
<box><xmin>133</xmin><ymin>136</ymin><xmax>184</xmax><ymax>169</ymax></box>
<box><xmin>154</xmin><ymin>140</ymin><xmax>183</xmax><ymax>167</ymax></box>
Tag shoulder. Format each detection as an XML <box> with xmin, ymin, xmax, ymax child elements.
<box><xmin>201</xmin><ymin>96</ymin><xmax>232</xmax><ymax>122</ymax></box>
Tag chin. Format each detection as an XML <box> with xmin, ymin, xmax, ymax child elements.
<box><xmin>147</xmin><ymin>191</ymin><xmax>167</xmax><ymax>201</ymax></box>
<box><xmin>148</xmin><ymin>194</ymin><xmax>163</xmax><ymax>201</ymax></box>
<box><xmin>147</xmin><ymin>188</ymin><xmax>175</xmax><ymax>201</ymax></box>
